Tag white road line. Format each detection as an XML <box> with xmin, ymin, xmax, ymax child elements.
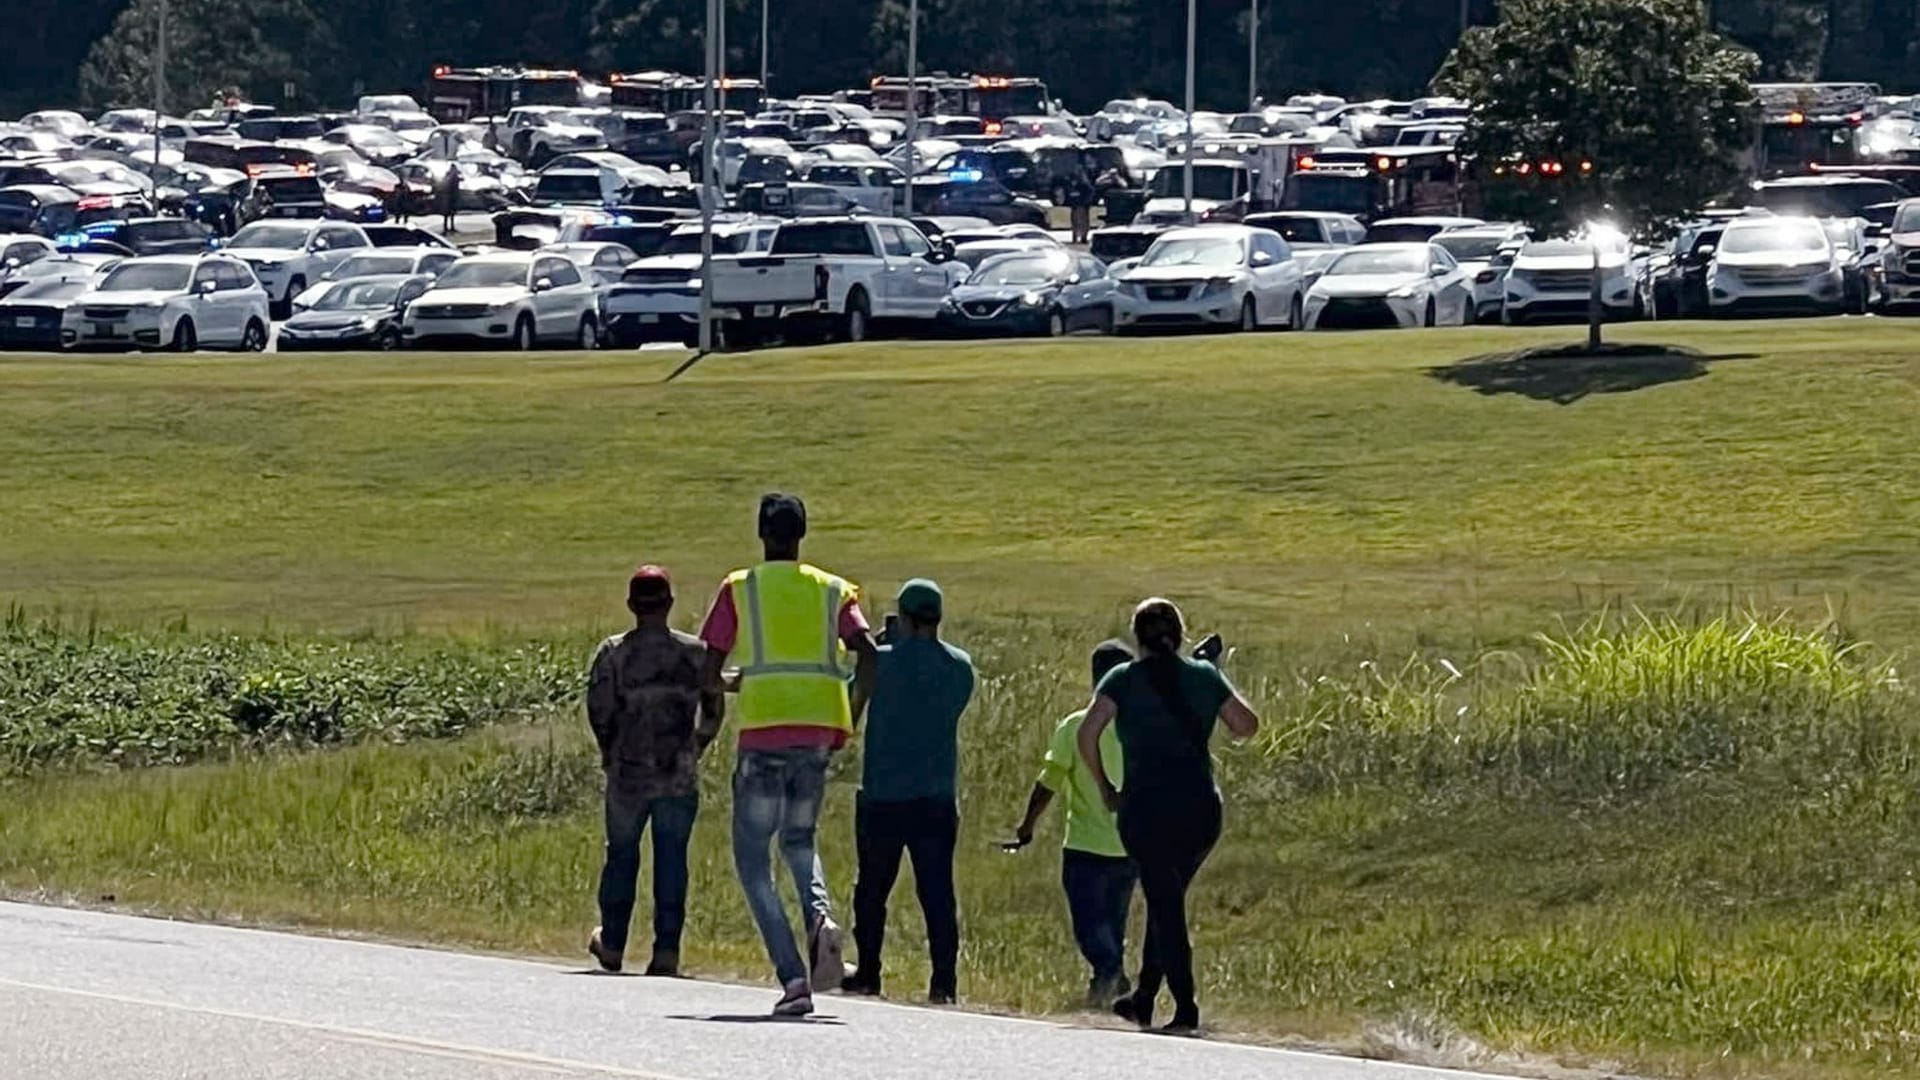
<box><xmin>0</xmin><ymin>977</ymin><xmax>688</xmax><ymax>1080</ymax></box>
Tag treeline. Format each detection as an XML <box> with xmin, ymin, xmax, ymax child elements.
<box><xmin>6</xmin><ymin>0</ymin><xmax>1919</xmax><ymax>116</ymax></box>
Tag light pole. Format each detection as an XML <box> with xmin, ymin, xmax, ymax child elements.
<box><xmin>903</xmin><ymin>0</ymin><xmax>918</xmax><ymax>216</ymax></box>
<box><xmin>1247</xmin><ymin>0</ymin><xmax>1258</xmax><ymax>112</ymax></box>
<box><xmin>1183</xmin><ymin>0</ymin><xmax>1195</xmax><ymax>219</ymax></box>
<box><xmin>696</xmin><ymin>0</ymin><xmax>719</xmax><ymax>356</ymax></box>
<box><xmin>152</xmin><ymin>0</ymin><xmax>167</xmax><ymax>179</ymax></box>
<box><xmin>759</xmin><ymin>0</ymin><xmax>769</xmax><ymax>96</ymax></box>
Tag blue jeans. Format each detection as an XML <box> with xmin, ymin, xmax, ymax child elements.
<box><xmin>596</xmin><ymin>788</ymin><xmax>699</xmax><ymax>960</ymax></box>
<box><xmin>731</xmin><ymin>746</ymin><xmax>835</xmax><ymax>986</ymax></box>
<box><xmin>1062</xmin><ymin>848</ymin><xmax>1137</xmax><ymax>984</ymax></box>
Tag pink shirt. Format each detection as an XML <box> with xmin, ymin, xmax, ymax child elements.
<box><xmin>700</xmin><ymin>573</ymin><xmax>870</xmax><ymax>751</ymax></box>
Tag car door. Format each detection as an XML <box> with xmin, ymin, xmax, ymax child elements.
<box><xmin>536</xmin><ymin>256</ymin><xmax>590</xmax><ymax>340</ymax></box>
<box><xmin>183</xmin><ymin>261</ymin><xmax>231</xmax><ymax>343</ymax></box>
<box><xmin>1248</xmin><ymin>232</ymin><xmax>1299</xmax><ymax>324</ymax></box>
<box><xmin>890</xmin><ymin>225</ymin><xmax>949</xmax><ymax>316</ymax></box>
<box><xmin>1429</xmin><ymin>247</ymin><xmax>1470</xmax><ymax>324</ymax></box>
<box><xmin>1064</xmin><ymin>255</ymin><xmax>1116</xmax><ymax>330</ymax></box>
<box><xmin>215</xmin><ymin>260</ymin><xmax>263</xmax><ymax>343</ymax></box>
<box><xmin>871</xmin><ymin>225</ymin><xmax>915</xmax><ymax>316</ymax></box>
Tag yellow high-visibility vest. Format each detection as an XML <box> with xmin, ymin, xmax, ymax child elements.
<box><xmin>728</xmin><ymin>562</ymin><xmax>855</xmax><ymax>734</ymax></box>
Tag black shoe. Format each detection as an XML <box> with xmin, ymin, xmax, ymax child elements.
<box><xmin>1112</xmin><ymin>990</ymin><xmax>1154</xmax><ymax>1030</ymax></box>
<box><xmin>1161</xmin><ymin>1008</ymin><xmax>1202</xmax><ymax>1036</ymax></box>
<box><xmin>1087</xmin><ymin>974</ymin><xmax>1131</xmax><ymax>1007</ymax></box>
<box><xmin>586</xmin><ymin>928</ymin><xmax>622</xmax><ymax>973</ymax></box>
<box><xmin>643</xmin><ymin>950</ymin><xmax>679</xmax><ymax>977</ymax></box>
<box><xmin>841</xmin><ymin>969</ymin><xmax>882</xmax><ymax>996</ymax></box>
<box><xmin>928</xmin><ymin>984</ymin><xmax>956</xmax><ymax>1006</ymax></box>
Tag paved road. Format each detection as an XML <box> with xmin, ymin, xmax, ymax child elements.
<box><xmin>0</xmin><ymin>902</ymin><xmax>1510</xmax><ymax>1080</ymax></box>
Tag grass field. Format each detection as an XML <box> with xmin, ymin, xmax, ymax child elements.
<box><xmin>3</xmin><ymin>322</ymin><xmax>1920</xmax><ymax>1077</ymax></box>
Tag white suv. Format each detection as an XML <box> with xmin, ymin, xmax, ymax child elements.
<box><xmin>61</xmin><ymin>254</ymin><xmax>271</xmax><ymax>352</ymax></box>
<box><xmin>1502</xmin><ymin>234</ymin><xmax>1637</xmax><ymax>324</ymax></box>
<box><xmin>1707</xmin><ymin>216</ymin><xmax>1846</xmax><ymax>316</ymax></box>
<box><xmin>501</xmin><ymin>107</ymin><xmax>606</xmax><ymax>164</ymax></box>
<box><xmin>224</xmin><ymin>220</ymin><xmax>372</xmax><ymax>318</ymax></box>
<box><xmin>401</xmin><ymin>252</ymin><xmax>601</xmax><ymax>350</ymax></box>
<box><xmin>1112</xmin><ymin>224</ymin><xmax>1305</xmax><ymax>332</ymax></box>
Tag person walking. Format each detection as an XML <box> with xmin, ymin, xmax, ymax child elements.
<box><xmin>1066</xmin><ymin>161</ymin><xmax>1096</xmax><ymax>245</ymax></box>
<box><xmin>700</xmin><ymin>492</ymin><xmax>879</xmax><ymax>1017</ymax></box>
<box><xmin>584</xmin><ymin>566</ymin><xmax>722</xmax><ymax>977</ymax></box>
<box><xmin>841</xmin><ymin>579</ymin><xmax>975</xmax><ymax>1004</ymax></box>
<box><xmin>1006</xmin><ymin>639</ymin><xmax>1137</xmax><ymax>1005</ymax></box>
<box><xmin>1077</xmin><ymin>599</ymin><xmax>1259</xmax><ymax>1035</ymax></box>
<box><xmin>437</xmin><ymin>163</ymin><xmax>461</xmax><ymax>235</ymax></box>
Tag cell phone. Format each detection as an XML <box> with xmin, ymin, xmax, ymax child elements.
<box><xmin>881</xmin><ymin>614</ymin><xmax>899</xmax><ymax>644</ymax></box>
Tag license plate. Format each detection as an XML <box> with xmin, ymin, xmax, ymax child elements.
<box><xmin>637</xmin><ymin>314</ymin><xmax>659</xmax><ymax>324</ymax></box>
<box><xmin>753</xmin><ymin>304</ymin><xmax>775</xmax><ymax>318</ymax></box>
<box><xmin>90</xmin><ymin>322</ymin><xmax>121</xmax><ymax>338</ymax></box>
<box><xmin>13</xmin><ymin>316</ymin><xmax>32</xmax><ymax>328</ymax></box>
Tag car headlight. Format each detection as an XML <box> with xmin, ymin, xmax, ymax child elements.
<box><xmin>1018</xmin><ymin>291</ymin><xmax>1046</xmax><ymax>307</ymax></box>
<box><xmin>1388</xmin><ymin>283</ymin><xmax>1422</xmax><ymax>299</ymax></box>
<box><xmin>358</xmin><ymin>315</ymin><xmax>385</xmax><ymax>331</ymax></box>
<box><xmin>1118</xmin><ymin>282</ymin><xmax>1141</xmax><ymax>298</ymax></box>
<box><xmin>1197</xmin><ymin>278</ymin><xmax>1233</xmax><ymax>299</ymax></box>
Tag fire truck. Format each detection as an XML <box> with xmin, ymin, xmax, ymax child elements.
<box><xmin>426</xmin><ymin>66</ymin><xmax>588</xmax><ymax>123</ymax></box>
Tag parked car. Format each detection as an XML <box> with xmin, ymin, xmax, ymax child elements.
<box><xmin>401</xmin><ymin>251</ymin><xmax>602</xmax><ymax>349</ymax></box>
<box><xmin>1646</xmin><ymin>221</ymin><xmax>1726</xmax><ymax>319</ymax></box>
<box><xmin>1112</xmin><ymin>224</ymin><xmax>1305</xmax><ymax>332</ymax></box>
<box><xmin>324</xmin><ymin>124</ymin><xmax>416</xmax><ymax>168</ymax></box>
<box><xmin>1749</xmin><ymin>176</ymin><xmax>1906</xmax><ymax>220</ymax></box>
<box><xmin>0</xmin><ymin>185</ymin><xmax>84</xmax><ymax>236</ymax></box>
<box><xmin>0</xmin><ymin>233</ymin><xmax>58</xmax><ymax>293</ymax></box>
<box><xmin>223</xmin><ymin>219</ymin><xmax>372</xmax><ymax>317</ymax></box>
<box><xmin>0</xmin><ymin>251</ymin><xmax>121</xmax><ymax>298</ymax></box>
<box><xmin>1430</xmin><ymin>223</ymin><xmax>1530</xmax><ymax>322</ymax></box>
<box><xmin>1820</xmin><ymin>216</ymin><xmax>1884</xmax><ymax>313</ymax></box>
<box><xmin>603</xmin><ymin>220</ymin><xmax>779</xmax><ymax>347</ymax></box>
<box><xmin>951</xmin><ymin>237</ymin><xmax>1058</xmax><ymax>270</ymax></box>
<box><xmin>291</xmin><ymin>247</ymin><xmax>460</xmax><ymax>312</ymax></box>
<box><xmin>278</xmin><ymin>275</ymin><xmax>433</xmax><ymax>351</ymax></box>
<box><xmin>803</xmin><ymin>162</ymin><xmax>904</xmax><ymax>215</ymax></box>
<box><xmin>1706</xmin><ymin>216</ymin><xmax>1846</xmax><ymax>316</ymax></box>
<box><xmin>707</xmin><ymin>217</ymin><xmax>965</xmax><ymax>344</ymax></box>
<box><xmin>60</xmin><ymin>253</ymin><xmax>270</xmax><ymax>352</ymax></box>
<box><xmin>1363</xmin><ymin>216</ymin><xmax>1486</xmax><ymax>243</ymax></box>
<box><xmin>500</xmin><ymin>107</ymin><xmax>607</xmax><ymax>165</ymax></box>
<box><xmin>1879</xmin><ymin>198</ymin><xmax>1920</xmax><ymax>311</ymax></box>
<box><xmin>938</xmin><ymin>248</ymin><xmax>1117</xmax><ymax>337</ymax></box>
<box><xmin>1242</xmin><ymin>212</ymin><xmax>1366</xmax><ymax>250</ymax></box>
<box><xmin>63</xmin><ymin>217</ymin><xmax>216</xmax><ymax>257</ymax></box>
<box><xmin>1301</xmin><ymin>242</ymin><xmax>1474</xmax><ymax>329</ymax></box>
<box><xmin>0</xmin><ymin>278</ymin><xmax>100</xmax><ymax>349</ymax></box>
<box><xmin>1503</xmin><ymin>234</ymin><xmax>1638</xmax><ymax>324</ymax></box>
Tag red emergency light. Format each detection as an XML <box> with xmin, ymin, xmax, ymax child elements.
<box><xmin>1296</xmin><ymin>154</ymin><xmax>1316</xmax><ymax>170</ymax></box>
<box><xmin>973</xmin><ymin>76</ymin><xmax>1014</xmax><ymax>88</ymax></box>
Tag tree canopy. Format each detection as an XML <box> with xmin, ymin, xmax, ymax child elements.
<box><xmin>1436</xmin><ymin>0</ymin><xmax>1758</xmax><ymax>237</ymax></box>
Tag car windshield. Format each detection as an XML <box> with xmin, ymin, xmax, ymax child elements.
<box><xmin>435</xmin><ymin>261</ymin><xmax>527</xmax><ymax>288</ymax></box>
<box><xmin>1434</xmin><ymin>233</ymin><xmax>1509</xmax><ymax>260</ymax></box>
<box><xmin>1140</xmin><ymin>237</ymin><xmax>1243</xmax><ymax>268</ymax></box>
<box><xmin>1328</xmin><ymin>248</ymin><xmax>1426</xmax><ymax>275</ymax></box>
<box><xmin>18</xmin><ymin>257</ymin><xmax>112</xmax><ymax>282</ymax></box>
<box><xmin>334</xmin><ymin>255</ymin><xmax>415</xmax><ymax>278</ymax></box>
<box><xmin>657</xmin><ymin>231</ymin><xmax>752</xmax><ymax>255</ymax></box>
<box><xmin>1719</xmin><ymin>222</ymin><xmax>1826</xmax><ymax>254</ymax></box>
<box><xmin>313</xmin><ymin>280</ymin><xmax>400</xmax><ymax>310</ymax></box>
<box><xmin>973</xmin><ymin>254</ymin><xmax>1065</xmax><ymax>286</ymax></box>
<box><xmin>98</xmin><ymin>263</ymin><xmax>191</xmax><ymax>292</ymax></box>
<box><xmin>7</xmin><ymin>279</ymin><xmax>87</xmax><ymax>301</ymax></box>
<box><xmin>229</xmin><ymin>223</ymin><xmax>310</xmax><ymax>249</ymax></box>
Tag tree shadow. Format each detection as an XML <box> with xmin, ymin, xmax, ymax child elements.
<box><xmin>1427</xmin><ymin>344</ymin><xmax>1759</xmax><ymax>405</ymax></box>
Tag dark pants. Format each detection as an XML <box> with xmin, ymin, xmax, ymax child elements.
<box><xmin>1118</xmin><ymin>785</ymin><xmax>1223</xmax><ymax>1018</ymax></box>
<box><xmin>1062</xmin><ymin>848</ymin><xmax>1136</xmax><ymax>984</ymax></box>
<box><xmin>596</xmin><ymin>786</ymin><xmax>698</xmax><ymax>961</ymax></box>
<box><xmin>851</xmin><ymin>795</ymin><xmax>959</xmax><ymax>993</ymax></box>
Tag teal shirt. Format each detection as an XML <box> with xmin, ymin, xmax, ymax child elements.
<box><xmin>861</xmin><ymin>638</ymin><xmax>976</xmax><ymax>802</ymax></box>
<box><xmin>1094</xmin><ymin>657</ymin><xmax>1233</xmax><ymax>795</ymax></box>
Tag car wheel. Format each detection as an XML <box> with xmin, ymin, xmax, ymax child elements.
<box><xmin>1047</xmin><ymin>309</ymin><xmax>1066</xmax><ymax>338</ymax></box>
<box><xmin>170</xmin><ymin>318</ymin><xmax>196</xmax><ymax>353</ymax></box>
<box><xmin>512</xmin><ymin>315</ymin><xmax>535</xmax><ymax>351</ymax></box>
<box><xmin>842</xmin><ymin>289</ymin><xmax>871</xmax><ymax>343</ymax></box>
<box><xmin>1237</xmin><ymin>297</ymin><xmax>1257</xmax><ymax>332</ymax></box>
<box><xmin>576</xmin><ymin>315</ymin><xmax>598</xmax><ymax>350</ymax></box>
<box><xmin>1289</xmin><ymin>293</ymin><xmax>1304</xmax><ymax>331</ymax></box>
<box><xmin>377</xmin><ymin>327</ymin><xmax>401</xmax><ymax>351</ymax></box>
<box><xmin>1424</xmin><ymin>298</ymin><xmax>1437</xmax><ymax>328</ymax></box>
<box><xmin>241</xmin><ymin>319</ymin><xmax>268</xmax><ymax>353</ymax></box>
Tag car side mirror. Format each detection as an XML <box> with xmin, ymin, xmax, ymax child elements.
<box><xmin>532</xmin><ymin>276</ymin><xmax>553</xmax><ymax>292</ymax></box>
<box><xmin>1697</xmin><ymin>244</ymin><xmax>1716</xmax><ymax>259</ymax></box>
<box><xmin>1250</xmin><ymin>251</ymin><xmax>1274</xmax><ymax>267</ymax></box>
<box><xmin>311</xmin><ymin>238</ymin><xmax>329</xmax><ymax>251</ymax></box>
<box><xmin>197</xmin><ymin>279</ymin><xmax>217</xmax><ymax>295</ymax></box>
<box><xmin>1066</xmin><ymin>273</ymin><xmax>1082</xmax><ymax>284</ymax></box>
<box><xmin>1430</xmin><ymin>265</ymin><xmax>1449</xmax><ymax>278</ymax></box>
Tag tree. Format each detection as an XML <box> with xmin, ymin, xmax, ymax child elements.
<box><xmin>79</xmin><ymin>0</ymin><xmax>331</xmax><ymax>112</ymax></box>
<box><xmin>1437</xmin><ymin>0</ymin><xmax>1757</xmax><ymax>240</ymax></box>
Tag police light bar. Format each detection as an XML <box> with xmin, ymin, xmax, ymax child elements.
<box><xmin>973</xmin><ymin>76</ymin><xmax>1013</xmax><ymax>88</ymax></box>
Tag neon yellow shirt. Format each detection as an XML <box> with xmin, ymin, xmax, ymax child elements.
<box><xmin>1038</xmin><ymin>709</ymin><xmax>1126</xmax><ymax>858</ymax></box>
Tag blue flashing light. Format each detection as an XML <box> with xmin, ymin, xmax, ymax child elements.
<box><xmin>613</xmin><ymin>214</ymin><xmax>634</xmax><ymax>225</ymax></box>
<box><xmin>948</xmin><ymin>168</ymin><xmax>984</xmax><ymax>183</ymax></box>
<box><xmin>53</xmin><ymin>232</ymin><xmax>90</xmax><ymax>250</ymax></box>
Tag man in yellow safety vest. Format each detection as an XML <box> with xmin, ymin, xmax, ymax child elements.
<box><xmin>699</xmin><ymin>492</ymin><xmax>879</xmax><ymax>1017</ymax></box>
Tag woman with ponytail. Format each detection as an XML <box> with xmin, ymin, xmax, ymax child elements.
<box><xmin>1076</xmin><ymin>598</ymin><xmax>1259</xmax><ymax>1035</ymax></box>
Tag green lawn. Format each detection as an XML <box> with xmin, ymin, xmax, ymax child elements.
<box><xmin>3</xmin><ymin>323</ymin><xmax>1920</xmax><ymax>1077</ymax></box>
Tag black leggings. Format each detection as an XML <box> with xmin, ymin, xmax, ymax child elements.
<box><xmin>1117</xmin><ymin>784</ymin><xmax>1223</xmax><ymax>1017</ymax></box>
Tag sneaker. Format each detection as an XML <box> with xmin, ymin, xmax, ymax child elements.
<box><xmin>808</xmin><ymin>915</ymin><xmax>846</xmax><ymax>991</ymax></box>
<box><xmin>840</xmin><ymin>965</ymin><xmax>882</xmax><ymax>996</ymax></box>
<box><xmin>928</xmin><ymin>984</ymin><xmax>956</xmax><ymax>1006</ymax></box>
<box><xmin>643</xmin><ymin>949</ymin><xmax>679</xmax><ymax>977</ymax></box>
<box><xmin>773</xmin><ymin>978</ymin><xmax>815</xmax><ymax>1017</ymax></box>
<box><xmin>586</xmin><ymin>928</ymin><xmax>622</xmax><ymax>973</ymax></box>
<box><xmin>1087</xmin><ymin>974</ymin><xmax>1131</xmax><ymax>1008</ymax></box>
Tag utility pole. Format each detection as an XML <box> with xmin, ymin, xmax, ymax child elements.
<box><xmin>697</xmin><ymin>0</ymin><xmax>719</xmax><ymax>357</ymax></box>
<box><xmin>153</xmin><ymin>0</ymin><xmax>167</xmax><ymax>178</ymax></box>
<box><xmin>760</xmin><ymin>0</ymin><xmax>770</xmax><ymax>97</ymax></box>
<box><xmin>1460</xmin><ymin>0</ymin><xmax>1470</xmax><ymax>37</ymax></box>
<box><xmin>1248</xmin><ymin>0</ymin><xmax>1259</xmax><ymax>112</ymax></box>
<box><xmin>904</xmin><ymin>0</ymin><xmax>918</xmax><ymax>216</ymax></box>
<box><xmin>1183</xmin><ymin>0</ymin><xmax>1195</xmax><ymax>218</ymax></box>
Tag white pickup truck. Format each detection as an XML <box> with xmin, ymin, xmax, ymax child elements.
<box><xmin>602</xmin><ymin>219</ymin><xmax>780</xmax><ymax>347</ymax></box>
<box><xmin>707</xmin><ymin>217</ymin><xmax>967</xmax><ymax>343</ymax></box>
